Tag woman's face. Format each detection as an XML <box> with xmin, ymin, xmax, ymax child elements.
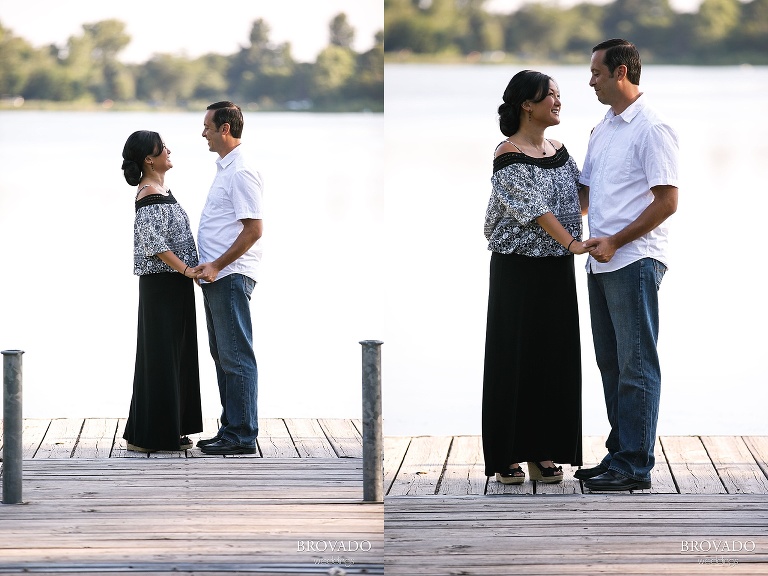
<box><xmin>529</xmin><ymin>80</ymin><xmax>561</xmax><ymax>127</ymax></box>
<box><xmin>149</xmin><ymin>139</ymin><xmax>172</xmax><ymax>172</ymax></box>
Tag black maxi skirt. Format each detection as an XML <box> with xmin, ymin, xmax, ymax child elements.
<box><xmin>124</xmin><ymin>272</ymin><xmax>203</xmax><ymax>450</ymax></box>
<box><xmin>482</xmin><ymin>251</ymin><xmax>582</xmax><ymax>477</ymax></box>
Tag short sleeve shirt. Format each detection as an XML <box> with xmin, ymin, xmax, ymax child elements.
<box><xmin>579</xmin><ymin>95</ymin><xmax>679</xmax><ymax>273</ymax></box>
<box><xmin>197</xmin><ymin>145</ymin><xmax>264</xmax><ymax>282</ymax></box>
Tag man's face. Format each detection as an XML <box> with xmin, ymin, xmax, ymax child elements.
<box><xmin>589</xmin><ymin>50</ymin><xmax>616</xmax><ymax>106</ymax></box>
<box><xmin>202</xmin><ymin>110</ymin><xmax>224</xmax><ymax>154</ymax></box>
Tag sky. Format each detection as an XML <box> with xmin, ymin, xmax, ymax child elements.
<box><xmin>0</xmin><ymin>0</ymin><xmax>383</xmax><ymax>64</ymax></box>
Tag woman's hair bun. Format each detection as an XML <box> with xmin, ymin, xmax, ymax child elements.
<box><xmin>121</xmin><ymin>159</ymin><xmax>142</xmax><ymax>186</ymax></box>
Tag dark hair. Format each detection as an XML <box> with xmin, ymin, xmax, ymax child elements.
<box><xmin>592</xmin><ymin>39</ymin><xmax>641</xmax><ymax>85</ymax></box>
<box><xmin>207</xmin><ymin>101</ymin><xmax>244</xmax><ymax>138</ymax></box>
<box><xmin>121</xmin><ymin>130</ymin><xmax>164</xmax><ymax>186</ymax></box>
<box><xmin>498</xmin><ymin>70</ymin><xmax>553</xmax><ymax>137</ymax></box>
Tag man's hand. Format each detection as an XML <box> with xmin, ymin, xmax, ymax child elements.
<box><xmin>584</xmin><ymin>236</ymin><xmax>618</xmax><ymax>263</ymax></box>
<box><xmin>191</xmin><ymin>262</ymin><xmax>221</xmax><ymax>283</ymax></box>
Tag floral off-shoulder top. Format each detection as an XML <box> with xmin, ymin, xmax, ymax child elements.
<box><xmin>133</xmin><ymin>190</ymin><xmax>199</xmax><ymax>275</ymax></box>
<box><xmin>485</xmin><ymin>144</ymin><xmax>583</xmax><ymax>257</ymax></box>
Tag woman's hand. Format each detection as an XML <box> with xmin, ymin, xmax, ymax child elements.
<box><xmin>569</xmin><ymin>241</ymin><xmax>592</xmax><ymax>255</ymax></box>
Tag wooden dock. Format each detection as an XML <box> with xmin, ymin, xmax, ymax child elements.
<box><xmin>0</xmin><ymin>418</ymin><xmax>383</xmax><ymax>574</ymax></box>
<box><xmin>385</xmin><ymin>435</ymin><xmax>768</xmax><ymax>495</ymax></box>
<box><xmin>384</xmin><ymin>435</ymin><xmax>768</xmax><ymax>575</ymax></box>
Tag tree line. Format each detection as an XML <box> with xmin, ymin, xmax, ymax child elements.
<box><xmin>0</xmin><ymin>14</ymin><xmax>383</xmax><ymax>111</ymax></box>
<box><xmin>385</xmin><ymin>0</ymin><xmax>768</xmax><ymax>64</ymax></box>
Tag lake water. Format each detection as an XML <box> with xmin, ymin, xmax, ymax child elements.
<box><xmin>0</xmin><ymin>111</ymin><xmax>385</xmax><ymax>420</ymax></box>
<box><xmin>2</xmin><ymin>65</ymin><xmax>767</xmax><ymax>437</ymax></box>
<box><xmin>382</xmin><ymin>64</ymin><xmax>768</xmax><ymax>436</ymax></box>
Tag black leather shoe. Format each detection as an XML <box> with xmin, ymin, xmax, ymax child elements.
<box><xmin>574</xmin><ymin>464</ymin><xmax>609</xmax><ymax>480</ymax></box>
<box><xmin>196</xmin><ymin>436</ymin><xmax>221</xmax><ymax>448</ymax></box>
<box><xmin>584</xmin><ymin>469</ymin><xmax>651</xmax><ymax>491</ymax></box>
<box><xmin>200</xmin><ymin>439</ymin><xmax>257</xmax><ymax>455</ymax></box>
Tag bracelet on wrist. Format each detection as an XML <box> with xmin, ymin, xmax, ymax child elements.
<box><xmin>567</xmin><ymin>238</ymin><xmax>576</xmax><ymax>252</ymax></box>
<box><xmin>183</xmin><ymin>265</ymin><xmax>189</xmax><ymax>277</ymax></box>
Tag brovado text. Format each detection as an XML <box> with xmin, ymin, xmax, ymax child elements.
<box><xmin>681</xmin><ymin>540</ymin><xmax>756</xmax><ymax>553</ymax></box>
<box><xmin>297</xmin><ymin>540</ymin><xmax>372</xmax><ymax>552</ymax></box>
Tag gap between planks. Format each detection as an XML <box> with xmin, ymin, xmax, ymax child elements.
<box><xmin>385</xmin><ymin>435</ymin><xmax>768</xmax><ymax>496</ymax></box>
<box><xmin>0</xmin><ymin>418</ymin><xmax>363</xmax><ymax>460</ymax></box>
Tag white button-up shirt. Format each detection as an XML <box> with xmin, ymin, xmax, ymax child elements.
<box><xmin>580</xmin><ymin>94</ymin><xmax>679</xmax><ymax>273</ymax></box>
<box><xmin>198</xmin><ymin>145</ymin><xmax>264</xmax><ymax>282</ymax></box>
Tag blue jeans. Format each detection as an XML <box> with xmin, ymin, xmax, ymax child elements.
<box><xmin>587</xmin><ymin>258</ymin><xmax>666</xmax><ymax>481</ymax></box>
<box><xmin>201</xmin><ymin>273</ymin><xmax>258</xmax><ymax>447</ymax></box>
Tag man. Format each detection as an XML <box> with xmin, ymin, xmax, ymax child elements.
<box><xmin>193</xmin><ymin>101</ymin><xmax>264</xmax><ymax>456</ymax></box>
<box><xmin>577</xmin><ymin>40</ymin><xmax>679</xmax><ymax>491</ymax></box>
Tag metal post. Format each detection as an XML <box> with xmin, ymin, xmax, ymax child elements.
<box><xmin>2</xmin><ymin>350</ymin><xmax>24</xmax><ymax>505</ymax></box>
<box><xmin>360</xmin><ymin>340</ymin><xmax>383</xmax><ymax>503</ymax></box>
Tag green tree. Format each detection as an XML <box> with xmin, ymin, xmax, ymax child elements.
<box><xmin>228</xmin><ymin>19</ymin><xmax>297</xmax><ymax>105</ymax></box>
<box><xmin>693</xmin><ymin>0</ymin><xmax>741</xmax><ymax>51</ymax></box>
<box><xmin>0</xmin><ymin>24</ymin><xmax>43</xmax><ymax>96</ymax></box>
<box><xmin>311</xmin><ymin>44</ymin><xmax>356</xmax><ymax>102</ymax></box>
<box><xmin>191</xmin><ymin>54</ymin><xmax>231</xmax><ymax>101</ymax></box>
<box><xmin>602</xmin><ymin>0</ymin><xmax>677</xmax><ymax>58</ymax></box>
<box><xmin>457</xmin><ymin>0</ymin><xmax>504</xmax><ymax>53</ymax></box>
<box><xmin>349</xmin><ymin>30</ymin><xmax>384</xmax><ymax>101</ymax></box>
<box><xmin>137</xmin><ymin>54</ymin><xmax>197</xmax><ymax>104</ymax></box>
<box><xmin>330</xmin><ymin>13</ymin><xmax>356</xmax><ymax>48</ymax></box>
<box><xmin>504</xmin><ymin>3</ymin><xmax>575</xmax><ymax>57</ymax></box>
<box><xmin>732</xmin><ymin>0</ymin><xmax>768</xmax><ymax>55</ymax></box>
<box><xmin>384</xmin><ymin>0</ymin><xmax>462</xmax><ymax>54</ymax></box>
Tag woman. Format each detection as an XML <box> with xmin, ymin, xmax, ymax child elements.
<box><xmin>121</xmin><ymin>130</ymin><xmax>203</xmax><ymax>452</ymax></box>
<box><xmin>482</xmin><ymin>71</ymin><xmax>588</xmax><ymax>484</ymax></box>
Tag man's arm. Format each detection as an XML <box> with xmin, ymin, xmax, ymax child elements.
<box><xmin>584</xmin><ymin>185</ymin><xmax>677</xmax><ymax>263</ymax></box>
<box><xmin>579</xmin><ymin>184</ymin><xmax>589</xmax><ymax>216</ymax></box>
<box><xmin>193</xmin><ymin>218</ymin><xmax>263</xmax><ymax>282</ymax></box>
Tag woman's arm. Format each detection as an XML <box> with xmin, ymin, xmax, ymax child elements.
<box><xmin>156</xmin><ymin>251</ymin><xmax>194</xmax><ymax>277</ymax></box>
<box><xmin>536</xmin><ymin>212</ymin><xmax>589</xmax><ymax>255</ymax></box>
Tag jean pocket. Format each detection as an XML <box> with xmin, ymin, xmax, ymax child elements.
<box><xmin>652</xmin><ymin>259</ymin><xmax>667</xmax><ymax>290</ymax></box>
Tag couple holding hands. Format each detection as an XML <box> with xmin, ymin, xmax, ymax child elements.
<box><xmin>482</xmin><ymin>39</ymin><xmax>679</xmax><ymax>491</ymax></box>
<box><xmin>120</xmin><ymin>101</ymin><xmax>263</xmax><ymax>456</ymax></box>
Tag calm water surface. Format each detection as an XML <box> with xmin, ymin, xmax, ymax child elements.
<box><xmin>2</xmin><ymin>65</ymin><xmax>767</xmax><ymax>437</ymax></box>
<box><xmin>383</xmin><ymin>64</ymin><xmax>768</xmax><ymax>436</ymax></box>
<box><xmin>0</xmin><ymin>111</ymin><xmax>385</xmax><ymax>420</ymax></box>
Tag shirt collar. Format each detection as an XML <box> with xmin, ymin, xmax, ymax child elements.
<box><xmin>605</xmin><ymin>93</ymin><xmax>646</xmax><ymax>124</ymax></box>
<box><xmin>216</xmin><ymin>144</ymin><xmax>242</xmax><ymax>169</ymax></box>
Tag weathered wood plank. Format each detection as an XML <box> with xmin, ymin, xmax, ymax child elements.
<box><xmin>383</xmin><ymin>436</ymin><xmax>410</xmax><ymax>495</ymax></box>
<box><xmin>387</xmin><ymin>436</ymin><xmax>452</xmax><ymax>496</ymax></box>
<box><xmin>20</xmin><ymin>418</ymin><xmax>51</xmax><ymax>458</ymax></box>
<box><xmin>485</xmin><ymin>474</ymin><xmax>535</xmax><ymax>495</ymax></box>
<box><xmin>385</xmin><ymin>495</ymin><xmax>768</xmax><ymax>575</ymax></box>
<box><xmin>111</xmin><ymin>419</ymin><xmax>148</xmax><ymax>459</ymax></box>
<box><xmin>319</xmin><ymin>418</ymin><xmax>363</xmax><ymax>458</ymax></box>
<box><xmin>702</xmin><ymin>436</ymin><xmax>768</xmax><ymax>494</ymax></box>
<box><xmin>581</xmin><ymin>435</ymin><xmax>608</xmax><ymax>468</ymax></box>
<box><xmin>72</xmin><ymin>418</ymin><xmax>119</xmax><ymax>459</ymax></box>
<box><xmin>743</xmin><ymin>436</ymin><xmax>768</xmax><ymax>483</ymax></box>
<box><xmin>660</xmin><ymin>436</ymin><xmax>727</xmax><ymax>494</ymax></box>
<box><xmin>184</xmin><ymin>417</ymin><xmax>220</xmax><ymax>458</ymax></box>
<box><xmin>534</xmin><ymin>463</ymin><xmax>580</xmax><ymax>494</ymax></box>
<box><xmin>256</xmin><ymin>418</ymin><xmax>300</xmax><ymax>458</ymax></box>
<box><xmin>283</xmin><ymin>418</ymin><xmax>336</xmax><ymax>458</ymax></box>
<box><xmin>0</xmin><ymin>459</ymin><xmax>383</xmax><ymax>573</ymax></box>
<box><xmin>634</xmin><ymin>437</ymin><xmax>678</xmax><ymax>494</ymax></box>
<box><xmin>34</xmin><ymin>418</ymin><xmax>84</xmax><ymax>459</ymax></box>
<box><xmin>437</xmin><ymin>436</ymin><xmax>487</xmax><ymax>496</ymax></box>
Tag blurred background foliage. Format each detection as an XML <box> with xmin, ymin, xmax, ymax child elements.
<box><xmin>0</xmin><ymin>13</ymin><xmax>383</xmax><ymax>111</ymax></box>
<box><xmin>384</xmin><ymin>0</ymin><xmax>768</xmax><ymax>64</ymax></box>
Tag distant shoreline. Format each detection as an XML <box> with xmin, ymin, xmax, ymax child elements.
<box><xmin>0</xmin><ymin>99</ymin><xmax>383</xmax><ymax>113</ymax></box>
<box><xmin>384</xmin><ymin>53</ymin><xmax>768</xmax><ymax>67</ymax></box>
